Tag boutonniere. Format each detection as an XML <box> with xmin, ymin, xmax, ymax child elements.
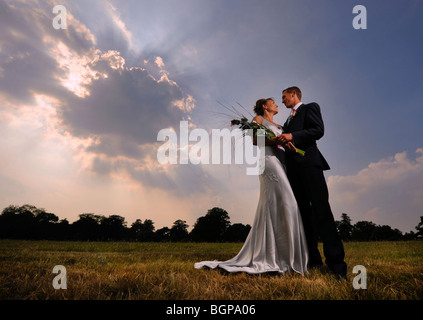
<box><xmin>287</xmin><ymin>109</ymin><xmax>297</xmax><ymax>123</ymax></box>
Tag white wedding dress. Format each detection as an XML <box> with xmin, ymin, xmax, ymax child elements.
<box><xmin>194</xmin><ymin>117</ymin><xmax>309</xmax><ymax>275</ymax></box>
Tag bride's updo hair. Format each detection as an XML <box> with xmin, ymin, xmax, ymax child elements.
<box><xmin>254</xmin><ymin>98</ymin><xmax>274</xmax><ymax>116</ymax></box>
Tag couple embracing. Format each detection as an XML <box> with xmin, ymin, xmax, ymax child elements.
<box><xmin>195</xmin><ymin>86</ymin><xmax>347</xmax><ymax>281</ymax></box>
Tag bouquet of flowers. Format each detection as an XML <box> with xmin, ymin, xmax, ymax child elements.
<box><xmin>230</xmin><ymin>116</ymin><xmax>305</xmax><ymax>156</ymax></box>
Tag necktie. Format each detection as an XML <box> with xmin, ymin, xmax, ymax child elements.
<box><xmin>287</xmin><ymin>109</ymin><xmax>296</xmax><ymax>125</ymax></box>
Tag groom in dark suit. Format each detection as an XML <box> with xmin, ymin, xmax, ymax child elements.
<box><xmin>277</xmin><ymin>86</ymin><xmax>347</xmax><ymax>280</ymax></box>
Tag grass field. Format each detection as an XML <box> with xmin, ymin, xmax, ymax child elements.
<box><xmin>0</xmin><ymin>240</ymin><xmax>422</xmax><ymax>300</ymax></box>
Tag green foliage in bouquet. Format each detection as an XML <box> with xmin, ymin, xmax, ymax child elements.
<box><xmin>231</xmin><ymin>117</ymin><xmax>305</xmax><ymax>156</ymax></box>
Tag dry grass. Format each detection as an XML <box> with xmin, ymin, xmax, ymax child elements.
<box><xmin>0</xmin><ymin>240</ymin><xmax>422</xmax><ymax>300</ymax></box>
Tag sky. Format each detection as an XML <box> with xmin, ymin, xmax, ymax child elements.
<box><xmin>1</xmin><ymin>0</ymin><xmax>422</xmax><ymax>233</ymax></box>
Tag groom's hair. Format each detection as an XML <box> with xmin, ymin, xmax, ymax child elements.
<box><xmin>283</xmin><ymin>86</ymin><xmax>302</xmax><ymax>100</ymax></box>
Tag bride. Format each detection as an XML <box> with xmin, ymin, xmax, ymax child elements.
<box><xmin>194</xmin><ymin>98</ymin><xmax>308</xmax><ymax>275</ymax></box>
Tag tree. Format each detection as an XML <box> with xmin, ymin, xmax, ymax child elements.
<box><xmin>35</xmin><ymin>210</ymin><xmax>59</xmax><ymax>224</ymax></box>
<box><xmin>370</xmin><ymin>225</ymin><xmax>403</xmax><ymax>241</ymax></box>
<box><xmin>351</xmin><ymin>221</ymin><xmax>377</xmax><ymax>241</ymax></box>
<box><xmin>131</xmin><ymin>219</ymin><xmax>155</xmax><ymax>241</ymax></box>
<box><xmin>403</xmin><ymin>230</ymin><xmax>416</xmax><ymax>240</ymax></box>
<box><xmin>190</xmin><ymin>207</ymin><xmax>231</xmax><ymax>242</ymax></box>
<box><xmin>0</xmin><ymin>205</ymin><xmax>34</xmax><ymax>239</ymax></box>
<box><xmin>34</xmin><ymin>210</ymin><xmax>60</xmax><ymax>240</ymax></box>
<box><xmin>222</xmin><ymin>223</ymin><xmax>251</xmax><ymax>242</ymax></box>
<box><xmin>416</xmin><ymin>216</ymin><xmax>423</xmax><ymax>239</ymax></box>
<box><xmin>155</xmin><ymin>227</ymin><xmax>171</xmax><ymax>242</ymax></box>
<box><xmin>336</xmin><ymin>213</ymin><xmax>353</xmax><ymax>241</ymax></box>
<box><xmin>55</xmin><ymin>218</ymin><xmax>71</xmax><ymax>240</ymax></box>
<box><xmin>0</xmin><ymin>204</ymin><xmax>57</xmax><ymax>239</ymax></box>
<box><xmin>170</xmin><ymin>219</ymin><xmax>189</xmax><ymax>242</ymax></box>
<box><xmin>100</xmin><ymin>215</ymin><xmax>127</xmax><ymax>241</ymax></box>
<box><xmin>71</xmin><ymin>213</ymin><xmax>103</xmax><ymax>241</ymax></box>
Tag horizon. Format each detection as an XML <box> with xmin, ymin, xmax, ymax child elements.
<box><xmin>1</xmin><ymin>203</ymin><xmax>420</xmax><ymax>234</ymax></box>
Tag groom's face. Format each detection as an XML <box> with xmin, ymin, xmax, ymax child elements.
<box><xmin>282</xmin><ymin>91</ymin><xmax>295</xmax><ymax>109</ymax></box>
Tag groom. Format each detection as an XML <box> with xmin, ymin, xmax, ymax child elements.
<box><xmin>277</xmin><ymin>86</ymin><xmax>347</xmax><ymax>280</ymax></box>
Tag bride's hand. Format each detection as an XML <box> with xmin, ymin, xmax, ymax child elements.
<box><xmin>267</xmin><ymin>137</ymin><xmax>278</xmax><ymax>146</ymax></box>
<box><xmin>275</xmin><ymin>134</ymin><xmax>283</xmax><ymax>145</ymax></box>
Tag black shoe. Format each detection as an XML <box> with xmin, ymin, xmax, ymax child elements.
<box><xmin>328</xmin><ymin>262</ymin><xmax>347</xmax><ymax>281</ymax></box>
<box><xmin>334</xmin><ymin>272</ymin><xmax>348</xmax><ymax>281</ymax></box>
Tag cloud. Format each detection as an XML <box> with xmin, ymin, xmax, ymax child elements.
<box><xmin>106</xmin><ymin>2</ymin><xmax>133</xmax><ymax>51</ymax></box>
<box><xmin>0</xmin><ymin>0</ymin><xmax>223</xmax><ymax>197</ymax></box>
<box><xmin>328</xmin><ymin>148</ymin><xmax>423</xmax><ymax>232</ymax></box>
<box><xmin>58</xmin><ymin>51</ymin><xmax>188</xmax><ymax>148</ymax></box>
<box><xmin>0</xmin><ymin>0</ymin><xmax>97</xmax><ymax>103</ymax></box>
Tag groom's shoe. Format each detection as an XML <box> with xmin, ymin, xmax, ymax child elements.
<box><xmin>329</xmin><ymin>262</ymin><xmax>348</xmax><ymax>281</ymax></box>
<box><xmin>334</xmin><ymin>272</ymin><xmax>348</xmax><ymax>281</ymax></box>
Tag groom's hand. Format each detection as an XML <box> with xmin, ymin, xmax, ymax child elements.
<box><xmin>277</xmin><ymin>133</ymin><xmax>293</xmax><ymax>145</ymax></box>
<box><xmin>276</xmin><ymin>134</ymin><xmax>296</xmax><ymax>151</ymax></box>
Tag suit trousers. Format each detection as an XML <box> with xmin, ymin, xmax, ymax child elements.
<box><xmin>286</xmin><ymin>164</ymin><xmax>346</xmax><ymax>274</ymax></box>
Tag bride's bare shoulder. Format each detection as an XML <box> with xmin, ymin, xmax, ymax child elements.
<box><xmin>252</xmin><ymin>115</ymin><xmax>263</xmax><ymax>124</ymax></box>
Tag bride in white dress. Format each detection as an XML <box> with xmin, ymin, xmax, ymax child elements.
<box><xmin>194</xmin><ymin>98</ymin><xmax>309</xmax><ymax>275</ymax></box>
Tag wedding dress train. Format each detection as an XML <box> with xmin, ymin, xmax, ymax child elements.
<box><xmin>194</xmin><ymin>118</ymin><xmax>308</xmax><ymax>275</ymax></box>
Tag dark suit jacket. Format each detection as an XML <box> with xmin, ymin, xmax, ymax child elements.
<box><xmin>282</xmin><ymin>102</ymin><xmax>330</xmax><ymax>170</ymax></box>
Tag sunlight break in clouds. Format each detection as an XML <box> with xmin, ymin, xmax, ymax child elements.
<box><xmin>328</xmin><ymin>149</ymin><xmax>423</xmax><ymax>232</ymax></box>
<box><xmin>0</xmin><ymin>0</ymin><xmax>217</xmax><ymax>228</ymax></box>
<box><xmin>46</xmin><ymin>40</ymin><xmax>104</xmax><ymax>98</ymax></box>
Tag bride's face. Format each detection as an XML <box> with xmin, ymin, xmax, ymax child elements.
<box><xmin>264</xmin><ymin>100</ymin><xmax>278</xmax><ymax>115</ymax></box>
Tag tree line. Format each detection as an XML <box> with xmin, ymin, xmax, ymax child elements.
<box><xmin>0</xmin><ymin>205</ymin><xmax>250</xmax><ymax>242</ymax></box>
<box><xmin>335</xmin><ymin>213</ymin><xmax>421</xmax><ymax>241</ymax></box>
<box><xmin>0</xmin><ymin>204</ymin><xmax>421</xmax><ymax>242</ymax></box>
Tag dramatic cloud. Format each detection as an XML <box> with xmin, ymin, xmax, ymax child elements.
<box><xmin>328</xmin><ymin>149</ymin><xmax>423</xmax><ymax>232</ymax></box>
<box><xmin>0</xmin><ymin>0</ymin><xmax>215</xmax><ymax>196</ymax></box>
<box><xmin>58</xmin><ymin>50</ymin><xmax>189</xmax><ymax>150</ymax></box>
